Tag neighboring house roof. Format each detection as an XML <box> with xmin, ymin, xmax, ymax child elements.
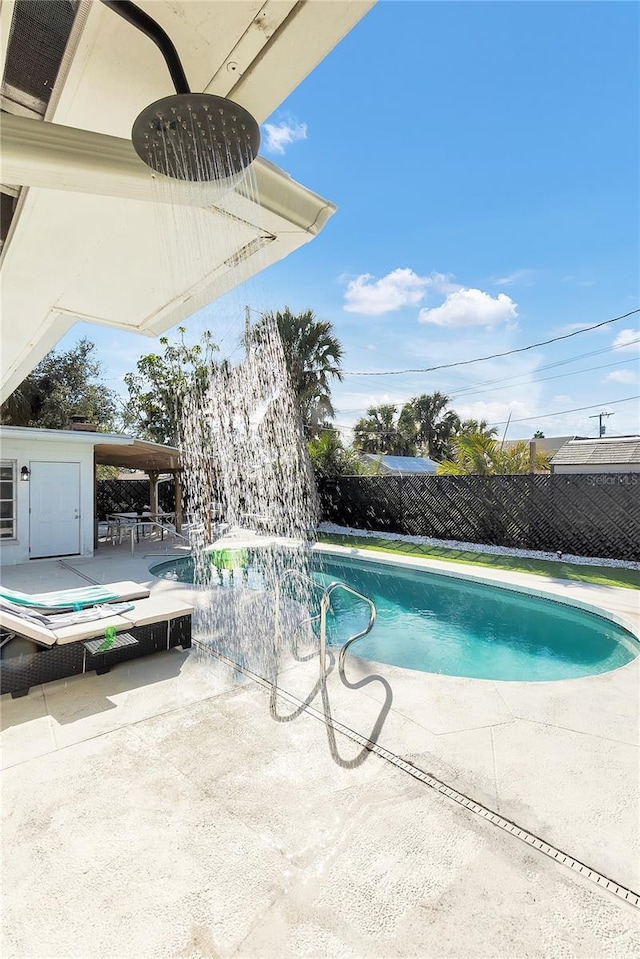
<box><xmin>550</xmin><ymin>437</ymin><xmax>640</xmax><ymax>467</ymax></box>
<box><xmin>0</xmin><ymin>0</ymin><xmax>374</xmax><ymax>401</ymax></box>
<box><xmin>503</xmin><ymin>435</ymin><xmax>586</xmax><ymax>456</ymax></box>
<box><xmin>0</xmin><ymin>426</ymin><xmax>181</xmax><ymax>471</ymax></box>
<box><xmin>361</xmin><ymin>454</ymin><xmax>438</xmax><ymax>474</ymax></box>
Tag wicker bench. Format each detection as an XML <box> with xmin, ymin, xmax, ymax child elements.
<box><xmin>0</xmin><ymin>595</ymin><xmax>193</xmax><ymax>698</ymax></box>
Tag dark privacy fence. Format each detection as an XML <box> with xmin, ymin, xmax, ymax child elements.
<box><xmin>318</xmin><ymin>473</ymin><xmax>640</xmax><ymax>560</ymax></box>
<box><xmin>96</xmin><ymin>479</ymin><xmax>175</xmax><ymax>520</ymax></box>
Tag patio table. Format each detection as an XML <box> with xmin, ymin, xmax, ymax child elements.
<box><xmin>84</xmin><ymin>631</ymin><xmax>139</xmax><ymax>675</ymax></box>
<box><xmin>107</xmin><ymin>510</ymin><xmax>176</xmax><ymax>553</ymax></box>
<box><xmin>107</xmin><ymin>512</ymin><xmax>176</xmax><ymax>544</ymax></box>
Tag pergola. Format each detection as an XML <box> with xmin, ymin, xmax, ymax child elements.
<box><xmin>93</xmin><ymin>433</ymin><xmax>183</xmax><ymax>532</ymax></box>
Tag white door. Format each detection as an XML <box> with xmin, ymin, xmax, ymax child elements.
<box><xmin>30</xmin><ymin>462</ymin><xmax>81</xmax><ymax>558</ymax></box>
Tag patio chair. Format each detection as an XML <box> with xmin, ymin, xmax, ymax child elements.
<box><xmin>0</xmin><ymin>594</ymin><xmax>193</xmax><ymax>698</ymax></box>
<box><xmin>0</xmin><ymin>580</ymin><xmax>151</xmax><ymax>612</ymax></box>
<box><xmin>98</xmin><ymin>520</ymin><xmax>124</xmax><ymax>545</ymax></box>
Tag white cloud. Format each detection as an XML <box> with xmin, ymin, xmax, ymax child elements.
<box><xmin>418</xmin><ymin>288</ymin><xmax>518</xmax><ymax>329</ymax></box>
<box><xmin>604</xmin><ymin>369</ymin><xmax>638</xmax><ymax>384</ymax></box>
<box><xmin>343</xmin><ymin>268</ymin><xmax>435</xmax><ymax>315</ymax></box>
<box><xmin>427</xmin><ymin>272</ymin><xmax>461</xmax><ymax>296</ymax></box>
<box><xmin>262</xmin><ymin>119</ymin><xmax>307</xmax><ymax>155</ymax></box>
<box><xmin>612</xmin><ymin>328</ymin><xmax>640</xmax><ymax>352</ymax></box>
<box><xmin>492</xmin><ymin>268</ymin><xmax>535</xmax><ymax>287</ymax></box>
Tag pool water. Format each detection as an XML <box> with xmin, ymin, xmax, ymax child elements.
<box><xmin>315</xmin><ymin>556</ymin><xmax>638</xmax><ymax>682</ymax></box>
<box><xmin>151</xmin><ymin>551</ymin><xmax>638</xmax><ymax>682</ymax></box>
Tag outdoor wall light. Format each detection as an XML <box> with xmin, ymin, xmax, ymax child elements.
<box><xmin>20</xmin><ymin>466</ymin><xmax>30</xmax><ymax>481</ymax></box>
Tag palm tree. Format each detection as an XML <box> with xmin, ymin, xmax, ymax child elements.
<box><xmin>307</xmin><ymin>428</ymin><xmax>365</xmax><ymax>478</ymax></box>
<box><xmin>437</xmin><ymin>433</ymin><xmax>497</xmax><ymax>475</ymax></box>
<box><xmin>458</xmin><ymin>418</ymin><xmax>498</xmax><ymax>438</ymax></box>
<box><xmin>402</xmin><ymin>392</ymin><xmax>460</xmax><ymax>460</ymax></box>
<box><xmin>353</xmin><ymin>404</ymin><xmax>416</xmax><ymax>455</ymax></box>
<box><xmin>437</xmin><ymin>434</ymin><xmax>551</xmax><ymax>474</ymax></box>
<box><xmin>250</xmin><ymin>307</ymin><xmax>343</xmax><ymax>437</ymax></box>
<box><xmin>496</xmin><ymin>441</ymin><xmax>551</xmax><ymax>474</ymax></box>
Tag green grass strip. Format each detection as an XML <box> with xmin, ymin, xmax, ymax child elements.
<box><xmin>316</xmin><ymin>532</ymin><xmax>639</xmax><ymax>590</ymax></box>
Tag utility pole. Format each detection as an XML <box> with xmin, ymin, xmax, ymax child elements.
<box><xmin>244</xmin><ymin>305</ymin><xmax>252</xmax><ymax>362</ymax></box>
<box><xmin>589</xmin><ymin>411</ymin><xmax>613</xmax><ymax>436</ymax></box>
<box><xmin>500</xmin><ymin>411</ymin><xmax>512</xmax><ymax>450</ymax></box>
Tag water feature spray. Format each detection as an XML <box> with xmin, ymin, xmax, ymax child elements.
<box><xmin>100</xmin><ymin>0</ymin><xmax>261</xmax><ymax>182</ymax></box>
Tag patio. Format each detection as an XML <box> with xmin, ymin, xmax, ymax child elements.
<box><xmin>2</xmin><ymin>538</ymin><xmax>639</xmax><ymax>957</ymax></box>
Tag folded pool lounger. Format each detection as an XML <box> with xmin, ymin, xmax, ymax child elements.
<box><xmin>0</xmin><ymin>580</ymin><xmax>151</xmax><ymax>612</ymax></box>
<box><xmin>0</xmin><ymin>594</ymin><xmax>193</xmax><ymax>698</ymax></box>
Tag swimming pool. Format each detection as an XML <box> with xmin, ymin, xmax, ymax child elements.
<box><xmin>151</xmin><ymin>549</ymin><xmax>638</xmax><ymax>682</ymax></box>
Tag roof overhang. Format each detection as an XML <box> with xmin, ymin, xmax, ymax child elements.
<box><xmin>94</xmin><ymin>437</ymin><xmax>181</xmax><ymax>472</ymax></box>
<box><xmin>0</xmin><ymin>0</ymin><xmax>375</xmax><ymax>401</ymax></box>
<box><xmin>0</xmin><ymin>425</ymin><xmax>181</xmax><ymax>471</ymax></box>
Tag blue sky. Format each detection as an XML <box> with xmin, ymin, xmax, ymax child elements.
<box><xmin>64</xmin><ymin>0</ymin><xmax>639</xmax><ymax>441</ymax></box>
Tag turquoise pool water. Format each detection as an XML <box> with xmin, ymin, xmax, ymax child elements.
<box><xmin>151</xmin><ymin>550</ymin><xmax>638</xmax><ymax>682</ymax></box>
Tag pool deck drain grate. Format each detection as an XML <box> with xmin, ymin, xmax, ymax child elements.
<box><xmin>200</xmin><ymin>643</ymin><xmax>640</xmax><ymax>911</ymax></box>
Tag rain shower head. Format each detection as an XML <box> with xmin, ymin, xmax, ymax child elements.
<box><xmin>101</xmin><ymin>1</ymin><xmax>260</xmax><ymax>182</ymax></box>
<box><xmin>131</xmin><ymin>93</ymin><xmax>261</xmax><ymax>182</ymax></box>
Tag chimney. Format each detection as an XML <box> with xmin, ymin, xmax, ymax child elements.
<box><xmin>68</xmin><ymin>415</ymin><xmax>98</xmax><ymax>432</ymax></box>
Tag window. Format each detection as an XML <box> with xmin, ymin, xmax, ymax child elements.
<box><xmin>0</xmin><ymin>461</ymin><xmax>17</xmax><ymax>539</ymax></box>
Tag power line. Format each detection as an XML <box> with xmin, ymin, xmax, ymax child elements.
<box><xmin>446</xmin><ymin>338</ymin><xmax>640</xmax><ymax>397</ymax></box>
<box><xmin>343</xmin><ymin>309</ymin><xmax>639</xmax><ymax>376</ymax></box>
<box><xmin>448</xmin><ymin>357</ymin><xmax>638</xmax><ymax>401</ymax></box>
<box><xmin>337</xmin><ymin>335</ymin><xmax>640</xmax><ymax>409</ymax></box>
<box><xmin>488</xmin><ymin>394</ymin><xmax>639</xmax><ymax>427</ymax></box>
<box><xmin>337</xmin><ymin>352</ymin><xmax>639</xmax><ymax>414</ymax></box>
<box><xmin>323</xmin><ymin>394</ymin><xmax>640</xmax><ymax>437</ymax></box>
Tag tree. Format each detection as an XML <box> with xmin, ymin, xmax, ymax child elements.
<box><xmin>437</xmin><ymin>434</ymin><xmax>551</xmax><ymax>475</ymax></box>
<box><xmin>402</xmin><ymin>392</ymin><xmax>460</xmax><ymax>459</ymax></box>
<box><xmin>498</xmin><ymin>441</ymin><xmax>550</xmax><ymax>474</ymax></box>
<box><xmin>353</xmin><ymin>404</ymin><xmax>417</xmax><ymax>455</ymax></box>
<box><xmin>0</xmin><ymin>338</ymin><xmax>117</xmax><ymax>430</ymax></box>
<box><xmin>459</xmin><ymin>418</ymin><xmax>499</xmax><ymax>438</ymax></box>
<box><xmin>307</xmin><ymin>428</ymin><xmax>365</xmax><ymax>479</ymax></box>
<box><xmin>533</xmin><ymin>430</ymin><xmax>545</xmax><ymax>439</ymax></box>
<box><xmin>249</xmin><ymin>307</ymin><xmax>343</xmax><ymax>437</ymax></box>
<box><xmin>123</xmin><ymin>328</ymin><xmax>217</xmax><ymax>446</ymax></box>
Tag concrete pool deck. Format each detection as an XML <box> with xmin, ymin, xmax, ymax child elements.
<box><xmin>2</xmin><ymin>536</ymin><xmax>639</xmax><ymax>956</ymax></box>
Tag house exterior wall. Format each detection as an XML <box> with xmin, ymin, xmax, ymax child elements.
<box><xmin>0</xmin><ymin>436</ymin><xmax>95</xmax><ymax>566</ymax></box>
<box><xmin>552</xmin><ymin>463</ymin><xmax>640</xmax><ymax>475</ymax></box>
